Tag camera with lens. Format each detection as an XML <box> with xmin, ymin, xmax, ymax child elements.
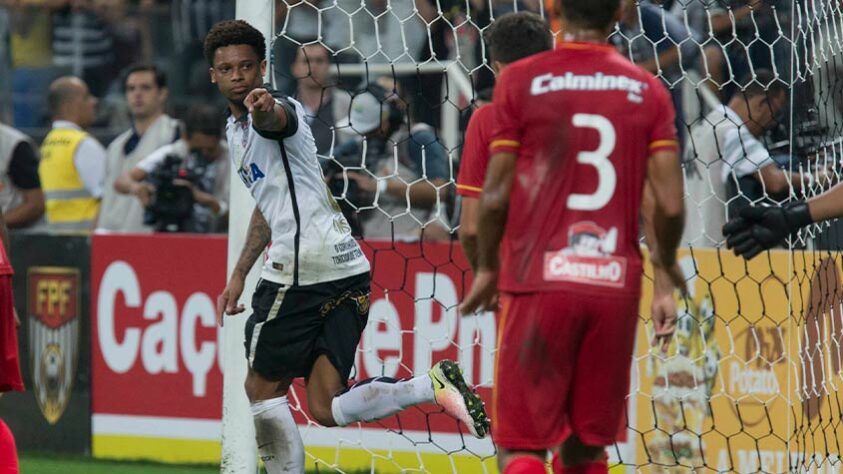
<box><xmin>143</xmin><ymin>152</ymin><xmax>209</xmax><ymax>232</ymax></box>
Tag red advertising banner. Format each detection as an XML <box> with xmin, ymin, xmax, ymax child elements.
<box><xmin>91</xmin><ymin>234</ymin><xmax>227</xmax><ymax>420</ymax></box>
<box><xmin>91</xmin><ymin>235</ymin><xmax>492</xmax><ymax>465</ymax></box>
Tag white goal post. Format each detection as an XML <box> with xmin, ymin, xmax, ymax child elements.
<box><xmin>221</xmin><ymin>3</ymin><xmax>273</xmax><ymax>474</ymax></box>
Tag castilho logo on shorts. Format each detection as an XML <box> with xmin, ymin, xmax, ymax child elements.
<box><xmin>543</xmin><ymin>222</ymin><xmax>627</xmax><ymax>287</ymax></box>
<box><xmin>27</xmin><ymin>267</ymin><xmax>80</xmax><ymax>425</ymax></box>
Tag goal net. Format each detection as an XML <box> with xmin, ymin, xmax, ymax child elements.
<box><xmin>225</xmin><ymin>1</ymin><xmax>843</xmax><ymax>472</ymax></box>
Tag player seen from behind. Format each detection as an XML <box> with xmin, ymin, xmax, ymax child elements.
<box><xmin>457</xmin><ymin>12</ymin><xmax>553</xmax><ymax>271</ymax></box>
<box><xmin>461</xmin><ymin>1</ymin><xmax>686</xmax><ymax>473</ymax></box>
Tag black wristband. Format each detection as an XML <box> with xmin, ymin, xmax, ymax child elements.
<box><xmin>785</xmin><ymin>201</ymin><xmax>813</xmax><ymax>230</ymax></box>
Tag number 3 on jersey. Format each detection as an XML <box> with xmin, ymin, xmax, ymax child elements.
<box><xmin>567</xmin><ymin>114</ymin><xmax>617</xmax><ymax>211</ymax></box>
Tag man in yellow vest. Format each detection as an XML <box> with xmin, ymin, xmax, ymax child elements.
<box><xmin>38</xmin><ymin>76</ymin><xmax>106</xmax><ymax>232</ymax></box>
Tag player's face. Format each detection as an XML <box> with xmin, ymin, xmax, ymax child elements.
<box><xmin>125</xmin><ymin>71</ymin><xmax>167</xmax><ymax>120</ymax></box>
<box><xmin>210</xmin><ymin>45</ymin><xmax>267</xmax><ymax>103</ymax></box>
<box><xmin>187</xmin><ymin>132</ymin><xmax>222</xmax><ymax>161</ymax></box>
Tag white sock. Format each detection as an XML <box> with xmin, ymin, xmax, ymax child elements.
<box><xmin>330</xmin><ymin>374</ymin><xmax>435</xmax><ymax>426</ymax></box>
<box><xmin>250</xmin><ymin>396</ymin><xmax>304</xmax><ymax>474</ymax></box>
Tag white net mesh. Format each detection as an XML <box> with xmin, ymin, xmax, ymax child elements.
<box><xmin>265</xmin><ymin>0</ymin><xmax>843</xmax><ymax>472</ymax></box>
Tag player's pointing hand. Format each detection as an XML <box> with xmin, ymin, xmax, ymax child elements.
<box><xmin>244</xmin><ymin>88</ymin><xmax>275</xmax><ymax>114</ymax></box>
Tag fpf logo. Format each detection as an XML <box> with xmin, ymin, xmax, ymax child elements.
<box><xmin>27</xmin><ymin>267</ymin><xmax>80</xmax><ymax>425</ymax></box>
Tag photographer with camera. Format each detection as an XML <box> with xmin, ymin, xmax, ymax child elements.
<box><xmin>113</xmin><ymin>105</ymin><xmax>230</xmax><ymax>233</ymax></box>
<box><xmin>682</xmin><ymin>70</ymin><xmax>825</xmax><ymax>248</ymax></box>
<box><xmin>330</xmin><ymin>81</ymin><xmax>451</xmax><ymax>241</ymax></box>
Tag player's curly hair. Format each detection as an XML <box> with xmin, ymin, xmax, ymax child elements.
<box><xmin>560</xmin><ymin>0</ymin><xmax>621</xmax><ymax>31</ymax></box>
<box><xmin>485</xmin><ymin>12</ymin><xmax>552</xmax><ymax>65</ymax></box>
<box><xmin>203</xmin><ymin>20</ymin><xmax>266</xmax><ymax>66</ymax></box>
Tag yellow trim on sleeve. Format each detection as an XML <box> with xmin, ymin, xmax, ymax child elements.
<box><xmin>457</xmin><ymin>183</ymin><xmax>483</xmax><ymax>193</ymax></box>
<box><xmin>649</xmin><ymin>139</ymin><xmax>679</xmax><ymax>150</ymax></box>
<box><xmin>490</xmin><ymin>139</ymin><xmax>520</xmax><ymax>149</ymax></box>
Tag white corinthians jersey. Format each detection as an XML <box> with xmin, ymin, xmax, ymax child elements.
<box><xmin>227</xmin><ymin>92</ymin><xmax>370</xmax><ymax>286</ymax></box>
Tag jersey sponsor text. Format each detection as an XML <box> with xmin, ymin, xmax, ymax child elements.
<box><xmin>530</xmin><ymin>72</ymin><xmax>646</xmax><ymax>103</ymax></box>
<box><xmin>543</xmin><ymin>252</ymin><xmax>627</xmax><ymax>287</ymax></box>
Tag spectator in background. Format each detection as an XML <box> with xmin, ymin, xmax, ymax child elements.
<box><xmin>113</xmin><ymin>104</ymin><xmax>230</xmax><ymax>233</ymax></box>
<box><xmin>668</xmin><ymin>0</ymin><xmax>730</xmax><ymax>97</ymax></box>
<box><xmin>292</xmin><ymin>43</ymin><xmax>351</xmax><ymax>156</ymax></box>
<box><xmin>613</xmin><ymin>0</ymin><xmax>696</xmax><ymax>149</ymax></box>
<box><xmin>170</xmin><ymin>0</ymin><xmax>235</xmax><ymax>100</ymax></box>
<box><xmin>50</xmin><ymin>0</ymin><xmax>124</xmax><ymax>97</ymax></box>
<box><xmin>7</xmin><ymin>0</ymin><xmax>57</xmax><ymax>69</ymax></box>
<box><xmin>274</xmin><ymin>0</ymin><xmax>316</xmax><ymax>94</ymax></box>
<box><xmin>333</xmin><ymin>83</ymin><xmax>451</xmax><ymax>241</ymax></box>
<box><xmin>683</xmin><ymin>70</ymin><xmax>814</xmax><ymax>247</ymax></box>
<box><xmin>0</xmin><ymin>121</ymin><xmax>45</xmax><ymax>229</ymax></box>
<box><xmin>330</xmin><ymin>0</ymin><xmax>435</xmax><ymax>64</ymax></box>
<box><xmin>38</xmin><ymin>76</ymin><xmax>105</xmax><ymax>232</ymax></box>
<box><xmin>98</xmin><ymin>64</ymin><xmax>180</xmax><ymax>233</ymax></box>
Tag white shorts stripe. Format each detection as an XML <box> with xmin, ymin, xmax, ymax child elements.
<box><xmin>248</xmin><ymin>284</ymin><xmax>287</xmax><ymax>367</ymax></box>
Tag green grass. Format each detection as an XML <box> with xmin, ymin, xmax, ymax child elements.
<box><xmin>20</xmin><ymin>453</ymin><xmax>217</xmax><ymax>474</ymax></box>
<box><xmin>19</xmin><ymin>453</ymin><xmax>370</xmax><ymax>473</ymax></box>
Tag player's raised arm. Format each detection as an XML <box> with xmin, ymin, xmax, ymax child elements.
<box><xmin>244</xmin><ymin>87</ymin><xmax>292</xmax><ymax>135</ymax></box>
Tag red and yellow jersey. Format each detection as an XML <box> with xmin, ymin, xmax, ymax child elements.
<box><xmin>457</xmin><ymin>104</ymin><xmax>497</xmax><ymax>198</ymax></box>
<box><xmin>490</xmin><ymin>41</ymin><xmax>679</xmax><ymax>295</ymax></box>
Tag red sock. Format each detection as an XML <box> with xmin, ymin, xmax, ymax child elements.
<box><xmin>554</xmin><ymin>460</ymin><xmax>608</xmax><ymax>474</ymax></box>
<box><xmin>504</xmin><ymin>456</ymin><xmax>547</xmax><ymax>474</ymax></box>
<box><xmin>0</xmin><ymin>418</ymin><xmax>19</xmax><ymax>474</ymax></box>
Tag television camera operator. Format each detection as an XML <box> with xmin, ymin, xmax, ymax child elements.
<box><xmin>328</xmin><ymin>80</ymin><xmax>451</xmax><ymax>241</ymax></box>
<box><xmin>113</xmin><ymin>105</ymin><xmax>230</xmax><ymax>233</ymax></box>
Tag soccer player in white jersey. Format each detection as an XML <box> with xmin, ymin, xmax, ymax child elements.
<box><xmin>207</xmin><ymin>20</ymin><xmax>489</xmax><ymax>473</ymax></box>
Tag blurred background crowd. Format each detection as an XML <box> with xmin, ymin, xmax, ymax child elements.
<box><xmin>0</xmin><ymin>0</ymin><xmax>837</xmax><ymax>248</ymax></box>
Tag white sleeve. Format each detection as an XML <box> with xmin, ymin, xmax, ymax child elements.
<box><xmin>136</xmin><ymin>145</ymin><xmax>174</xmax><ymax>174</ymax></box>
<box><xmin>73</xmin><ymin>137</ymin><xmax>107</xmax><ymax>198</ymax></box>
<box><xmin>720</xmin><ymin>128</ymin><xmax>774</xmax><ymax>182</ymax></box>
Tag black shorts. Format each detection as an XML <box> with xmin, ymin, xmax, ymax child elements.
<box><xmin>244</xmin><ymin>272</ymin><xmax>370</xmax><ymax>381</ymax></box>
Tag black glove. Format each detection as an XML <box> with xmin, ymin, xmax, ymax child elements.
<box><xmin>722</xmin><ymin>202</ymin><xmax>813</xmax><ymax>259</ymax></box>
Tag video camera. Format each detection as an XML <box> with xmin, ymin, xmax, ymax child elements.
<box><xmin>143</xmin><ymin>152</ymin><xmax>209</xmax><ymax>232</ymax></box>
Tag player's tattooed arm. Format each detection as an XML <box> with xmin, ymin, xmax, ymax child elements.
<box><xmin>233</xmin><ymin>207</ymin><xmax>271</xmax><ymax>279</ymax></box>
<box><xmin>218</xmin><ymin>208</ymin><xmax>270</xmax><ymax>324</ymax></box>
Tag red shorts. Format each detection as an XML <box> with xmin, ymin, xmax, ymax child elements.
<box><xmin>0</xmin><ymin>276</ymin><xmax>23</xmax><ymax>393</ymax></box>
<box><xmin>492</xmin><ymin>290</ymin><xmax>639</xmax><ymax>450</ymax></box>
